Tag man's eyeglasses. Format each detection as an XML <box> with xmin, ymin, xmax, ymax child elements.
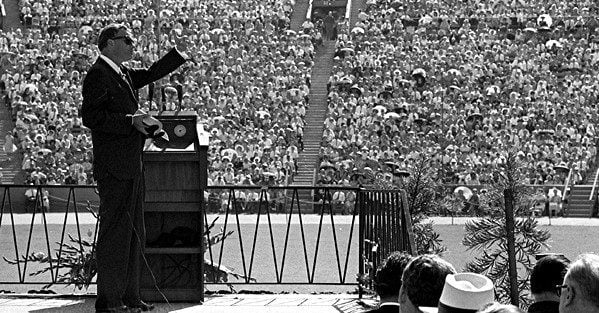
<box><xmin>556</xmin><ymin>284</ymin><xmax>568</xmax><ymax>296</ymax></box>
<box><xmin>111</xmin><ymin>35</ymin><xmax>134</xmax><ymax>45</ymax></box>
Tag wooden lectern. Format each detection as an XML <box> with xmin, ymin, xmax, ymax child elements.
<box><xmin>140</xmin><ymin>111</ymin><xmax>208</xmax><ymax>302</ymax></box>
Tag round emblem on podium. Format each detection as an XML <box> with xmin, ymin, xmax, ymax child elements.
<box><xmin>174</xmin><ymin>125</ymin><xmax>187</xmax><ymax>137</ymax></box>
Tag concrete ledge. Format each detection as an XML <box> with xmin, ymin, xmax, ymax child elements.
<box><xmin>0</xmin><ymin>293</ymin><xmax>377</xmax><ymax>313</ymax></box>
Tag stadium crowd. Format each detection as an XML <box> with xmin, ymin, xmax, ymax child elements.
<box><xmin>3</xmin><ymin>0</ymin><xmax>599</xmax><ymax>196</ymax></box>
<box><xmin>319</xmin><ymin>0</ymin><xmax>599</xmax><ymax>187</ymax></box>
<box><xmin>3</xmin><ymin>0</ymin><xmax>316</xmax><ymax>187</ymax></box>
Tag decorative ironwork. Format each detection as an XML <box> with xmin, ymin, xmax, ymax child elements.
<box><xmin>0</xmin><ymin>185</ymin><xmax>414</xmax><ymax>298</ymax></box>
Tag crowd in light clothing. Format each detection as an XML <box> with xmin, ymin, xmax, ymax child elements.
<box><xmin>3</xmin><ymin>0</ymin><xmax>322</xmax><ymax>187</ymax></box>
<box><xmin>318</xmin><ymin>0</ymin><xmax>599</xmax><ymax>188</ymax></box>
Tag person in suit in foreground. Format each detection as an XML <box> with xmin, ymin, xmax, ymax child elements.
<box><xmin>528</xmin><ymin>254</ymin><xmax>569</xmax><ymax>313</ymax></box>
<box><xmin>81</xmin><ymin>23</ymin><xmax>188</xmax><ymax>313</ymax></box>
<box><xmin>364</xmin><ymin>251</ymin><xmax>413</xmax><ymax>313</ymax></box>
<box><xmin>399</xmin><ymin>254</ymin><xmax>456</xmax><ymax>313</ymax></box>
<box><xmin>558</xmin><ymin>253</ymin><xmax>599</xmax><ymax>313</ymax></box>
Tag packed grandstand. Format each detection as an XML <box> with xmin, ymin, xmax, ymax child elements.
<box><xmin>1</xmin><ymin>0</ymin><xmax>598</xmax><ymax>193</ymax></box>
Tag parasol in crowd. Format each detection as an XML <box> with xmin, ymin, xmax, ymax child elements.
<box><xmin>210</xmin><ymin>28</ymin><xmax>225</xmax><ymax>35</ymax></box>
<box><xmin>351</xmin><ymin>27</ymin><xmax>365</xmax><ymax>34</ymax></box>
<box><xmin>538</xmin><ymin>129</ymin><xmax>555</xmax><ymax>135</ymax></box>
<box><xmin>414</xmin><ymin>117</ymin><xmax>427</xmax><ymax>125</ymax></box>
<box><xmin>466</xmin><ymin>113</ymin><xmax>483</xmax><ymax>122</ymax></box>
<box><xmin>537</xmin><ymin>14</ymin><xmax>553</xmax><ymax>29</ymax></box>
<box><xmin>256</xmin><ymin>110</ymin><xmax>271</xmax><ymax>119</ymax></box>
<box><xmin>320</xmin><ymin>161</ymin><xmax>336</xmax><ymax>170</ymax></box>
<box><xmin>220</xmin><ymin>148</ymin><xmax>238</xmax><ymax>159</ymax></box>
<box><xmin>398</xmin><ymin>79</ymin><xmax>411</xmax><ymax>86</ymax></box>
<box><xmin>339</xmin><ymin>47</ymin><xmax>355</xmax><ymax>56</ymax></box>
<box><xmin>384</xmin><ymin>161</ymin><xmax>399</xmax><ymax>168</ymax></box>
<box><xmin>383</xmin><ymin>112</ymin><xmax>400</xmax><ymax>119</ymax></box>
<box><xmin>448</xmin><ymin>69</ymin><xmax>461</xmax><ymax>76</ymax></box>
<box><xmin>485</xmin><ymin>85</ymin><xmax>500</xmax><ymax>96</ymax></box>
<box><xmin>338</xmin><ymin>76</ymin><xmax>353</xmax><ymax>85</ymax></box>
<box><xmin>553</xmin><ymin>163</ymin><xmax>569</xmax><ymax>172</ymax></box>
<box><xmin>412</xmin><ymin>68</ymin><xmax>426</xmax><ymax>78</ymax></box>
<box><xmin>37</xmin><ymin>148</ymin><xmax>53</xmax><ymax>155</ymax></box>
<box><xmin>373</xmin><ymin>105</ymin><xmax>388</xmax><ymax>114</ymax></box>
<box><xmin>349</xmin><ymin>84</ymin><xmax>363</xmax><ymax>96</ymax></box>
<box><xmin>419</xmin><ymin>16</ymin><xmax>433</xmax><ymax>25</ymax></box>
<box><xmin>545</xmin><ymin>39</ymin><xmax>563</xmax><ymax>49</ymax></box>
<box><xmin>454</xmin><ymin>186</ymin><xmax>473</xmax><ymax>200</ymax></box>
<box><xmin>394</xmin><ymin>169</ymin><xmax>410</xmax><ymax>177</ymax></box>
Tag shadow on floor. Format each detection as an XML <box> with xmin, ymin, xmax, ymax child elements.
<box><xmin>29</xmin><ymin>298</ymin><xmax>193</xmax><ymax>313</ymax></box>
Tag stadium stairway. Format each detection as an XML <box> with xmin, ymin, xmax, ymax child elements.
<box><xmin>289</xmin><ymin>41</ymin><xmax>335</xmax><ymax>213</ymax></box>
<box><xmin>1</xmin><ymin>0</ymin><xmax>23</xmax><ymax>30</ymax></box>
<box><xmin>348</xmin><ymin>0</ymin><xmax>366</xmax><ymax>27</ymax></box>
<box><xmin>564</xmin><ymin>164</ymin><xmax>599</xmax><ymax>218</ymax></box>
<box><xmin>565</xmin><ymin>185</ymin><xmax>596</xmax><ymax>217</ymax></box>
<box><xmin>293</xmin><ymin>40</ymin><xmax>335</xmax><ymax>187</ymax></box>
<box><xmin>292</xmin><ymin>0</ymin><xmax>365</xmax><ymax>188</ymax></box>
<box><xmin>289</xmin><ymin>0</ymin><xmax>310</xmax><ymax>32</ymax></box>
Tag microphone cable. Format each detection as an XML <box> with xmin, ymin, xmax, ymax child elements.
<box><xmin>126</xmin><ymin>210</ymin><xmax>173</xmax><ymax>310</ymax></box>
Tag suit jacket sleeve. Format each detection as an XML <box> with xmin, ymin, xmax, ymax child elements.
<box><xmin>128</xmin><ymin>47</ymin><xmax>187</xmax><ymax>89</ymax></box>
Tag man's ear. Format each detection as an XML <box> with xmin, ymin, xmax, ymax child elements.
<box><xmin>563</xmin><ymin>286</ymin><xmax>574</xmax><ymax>306</ymax></box>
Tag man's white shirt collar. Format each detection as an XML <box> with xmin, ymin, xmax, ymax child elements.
<box><xmin>99</xmin><ymin>54</ymin><xmax>122</xmax><ymax>75</ymax></box>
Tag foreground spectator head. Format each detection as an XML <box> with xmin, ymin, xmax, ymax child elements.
<box><xmin>399</xmin><ymin>254</ymin><xmax>456</xmax><ymax>313</ymax></box>
<box><xmin>477</xmin><ymin>303</ymin><xmax>524</xmax><ymax>313</ymax></box>
<box><xmin>529</xmin><ymin>254</ymin><xmax>569</xmax><ymax>307</ymax></box>
<box><xmin>419</xmin><ymin>272</ymin><xmax>495</xmax><ymax>313</ymax></box>
<box><xmin>559</xmin><ymin>253</ymin><xmax>599</xmax><ymax>313</ymax></box>
<box><xmin>372</xmin><ymin>251</ymin><xmax>413</xmax><ymax>307</ymax></box>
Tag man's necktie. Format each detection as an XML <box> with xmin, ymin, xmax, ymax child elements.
<box><xmin>120</xmin><ymin>67</ymin><xmax>129</xmax><ymax>83</ymax></box>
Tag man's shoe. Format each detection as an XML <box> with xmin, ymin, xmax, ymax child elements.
<box><xmin>96</xmin><ymin>305</ymin><xmax>134</xmax><ymax>313</ymax></box>
<box><xmin>126</xmin><ymin>301</ymin><xmax>155</xmax><ymax>311</ymax></box>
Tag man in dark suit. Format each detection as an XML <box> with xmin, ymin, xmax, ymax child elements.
<box><xmin>399</xmin><ymin>254</ymin><xmax>456</xmax><ymax>313</ymax></box>
<box><xmin>528</xmin><ymin>255</ymin><xmax>569</xmax><ymax>313</ymax></box>
<box><xmin>364</xmin><ymin>251</ymin><xmax>413</xmax><ymax>313</ymax></box>
<box><xmin>81</xmin><ymin>23</ymin><xmax>188</xmax><ymax>313</ymax></box>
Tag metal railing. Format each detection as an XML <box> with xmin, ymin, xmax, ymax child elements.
<box><xmin>562</xmin><ymin>168</ymin><xmax>573</xmax><ymax>203</ymax></box>
<box><xmin>589</xmin><ymin>168</ymin><xmax>599</xmax><ymax>201</ymax></box>
<box><xmin>589</xmin><ymin>168</ymin><xmax>599</xmax><ymax>217</ymax></box>
<box><xmin>0</xmin><ymin>184</ymin><xmax>414</xmax><ymax>296</ymax></box>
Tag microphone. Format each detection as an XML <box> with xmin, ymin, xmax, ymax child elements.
<box><xmin>148</xmin><ymin>82</ymin><xmax>154</xmax><ymax>107</ymax></box>
<box><xmin>176</xmin><ymin>83</ymin><xmax>183</xmax><ymax>110</ymax></box>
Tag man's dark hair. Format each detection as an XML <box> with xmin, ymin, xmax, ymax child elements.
<box><xmin>530</xmin><ymin>255</ymin><xmax>570</xmax><ymax>294</ymax></box>
<box><xmin>374</xmin><ymin>251</ymin><xmax>413</xmax><ymax>298</ymax></box>
<box><xmin>97</xmin><ymin>23</ymin><xmax>127</xmax><ymax>51</ymax></box>
<box><xmin>401</xmin><ymin>254</ymin><xmax>455</xmax><ymax>307</ymax></box>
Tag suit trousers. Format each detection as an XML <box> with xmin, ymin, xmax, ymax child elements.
<box><xmin>95</xmin><ymin>172</ymin><xmax>146</xmax><ymax>310</ymax></box>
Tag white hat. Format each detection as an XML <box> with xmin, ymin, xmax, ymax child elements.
<box><xmin>420</xmin><ymin>273</ymin><xmax>494</xmax><ymax>313</ymax></box>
